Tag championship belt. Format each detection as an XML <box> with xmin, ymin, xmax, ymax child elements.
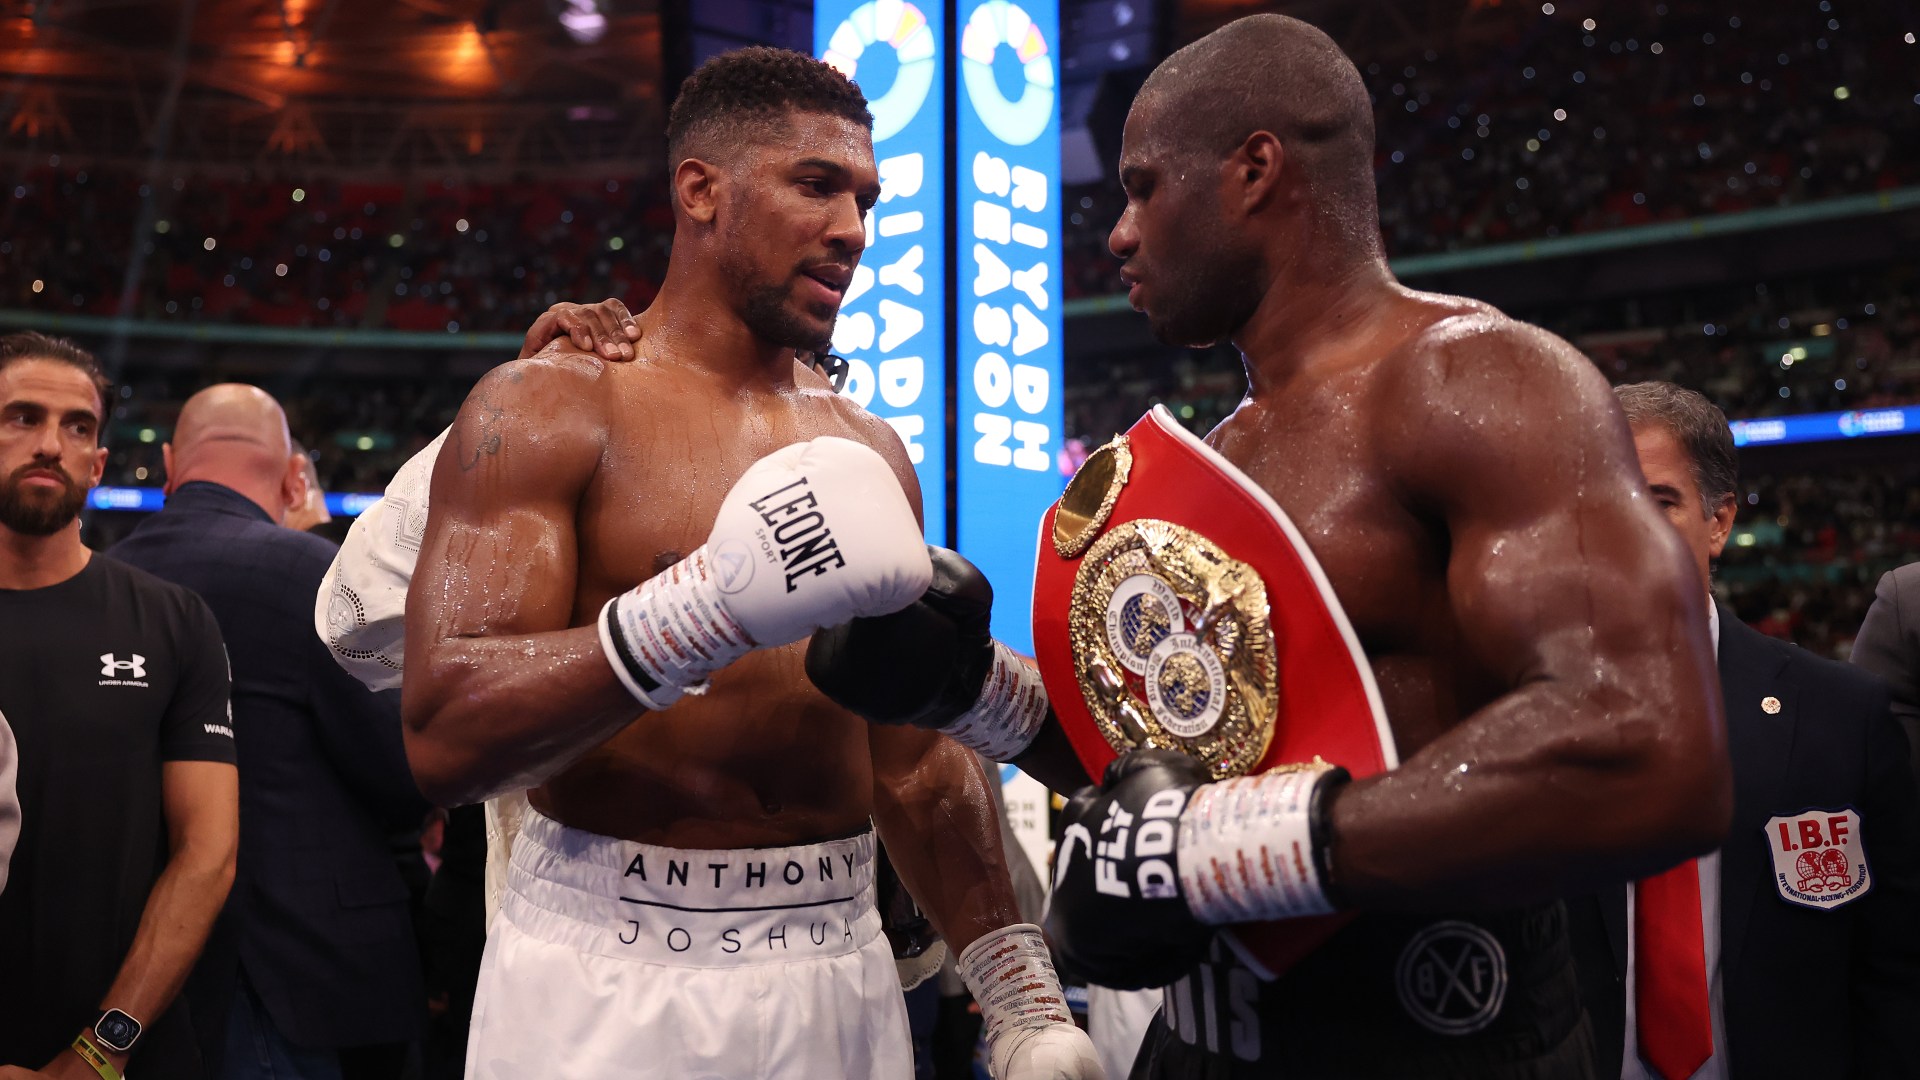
<box><xmin>1032</xmin><ymin>405</ymin><xmax>1398</xmax><ymax>977</ymax></box>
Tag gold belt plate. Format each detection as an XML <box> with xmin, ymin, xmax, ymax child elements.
<box><xmin>1067</xmin><ymin>518</ymin><xmax>1279</xmax><ymax>779</ymax></box>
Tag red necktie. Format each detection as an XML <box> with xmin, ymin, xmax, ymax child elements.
<box><xmin>1635</xmin><ymin>858</ymin><xmax>1713</xmax><ymax>1080</ymax></box>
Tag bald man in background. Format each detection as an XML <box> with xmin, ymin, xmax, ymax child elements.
<box><xmin>112</xmin><ymin>385</ymin><xmax>430</xmax><ymax>1080</ymax></box>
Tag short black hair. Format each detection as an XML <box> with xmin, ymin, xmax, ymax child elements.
<box><xmin>666</xmin><ymin>46</ymin><xmax>871</xmax><ymax>167</ymax></box>
<box><xmin>1615</xmin><ymin>381</ymin><xmax>1738</xmax><ymax>518</ymax></box>
<box><xmin>0</xmin><ymin>330</ymin><xmax>112</xmax><ymax>414</ymax></box>
<box><xmin>1136</xmin><ymin>15</ymin><xmax>1380</xmax><ymax>252</ymax></box>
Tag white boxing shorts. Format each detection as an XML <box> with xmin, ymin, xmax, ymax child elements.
<box><xmin>465</xmin><ymin>809</ymin><xmax>912</xmax><ymax>1080</ymax></box>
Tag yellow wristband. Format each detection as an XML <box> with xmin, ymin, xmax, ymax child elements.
<box><xmin>72</xmin><ymin>1034</ymin><xmax>124</xmax><ymax>1080</ymax></box>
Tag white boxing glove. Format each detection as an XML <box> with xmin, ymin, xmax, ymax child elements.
<box><xmin>994</xmin><ymin>1025</ymin><xmax>1108</xmax><ymax>1080</ymax></box>
<box><xmin>599</xmin><ymin>436</ymin><xmax>932</xmax><ymax>709</ymax></box>
<box><xmin>960</xmin><ymin>924</ymin><xmax>1106</xmax><ymax>1080</ymax></box>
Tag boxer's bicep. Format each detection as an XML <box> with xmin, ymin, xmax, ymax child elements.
<box><xmin>398</xmin><ymin>359</ymin><xmax>642</xmax><ymax>806</ymax></box>
<box><xmin>408</xmin><ymin>360</ymin><xmax>602</xmax><ymax>651</ymax></box>
<box><xmin>1442</xmin><ymin>436</ymin><xmax>1697</xmax><ymax>699</ymax></box>
<box><xmin>1397</xmin><ymin>319</ymin><xmax>1703</xmax><ymax>697</ymax></box>
<box><xmin>1331</xmin><ymin>326</ymin><xmax>1729</xmax><ymax>903</ymax></box>
<box><xmin>1432</xmin><ymin>402</ymin><xmax>1729</xmax><ymax>873</ymax></box>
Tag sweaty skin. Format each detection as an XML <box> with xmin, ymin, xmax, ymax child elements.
<box><xmin>402</xmin><ymin>110</ymin><xmax>1022</xmax><ymax>952</ymax></box>
<box><xmin>1020</xmin><ymin>15</ymin><xmax>1730</xmax><ymax>909</ymax></box>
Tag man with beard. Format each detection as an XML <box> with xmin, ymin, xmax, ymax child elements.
<box><xmin>0</xmin><ymin>332</ymin><xmax>238</xmax><ymax>1080</ymax></box>
<box><xmin>393</xmin><ymin>50</ymin><xmax>1097</xmax><ymax>1079</ymax></box>
<box><xmin>805</xmin><ymin>14</ymin><xmax>1728</xmax><ymax>1079</ymax></box>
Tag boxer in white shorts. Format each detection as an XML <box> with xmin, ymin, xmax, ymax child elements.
<box><xmin>318</xmin><ymin>48</ymin><xmax>1100</xmax><ymax>1080</ymax></box>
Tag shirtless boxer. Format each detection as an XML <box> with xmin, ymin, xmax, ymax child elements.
<box><xmin>805</xmin><ymin>15</ymin><xmax>1730</xmax><ymax>1078</ymax></box>
<box><xmin>385</xmin><ymin>49</ymin><xmax>1097</xmax><ymax>1080</ymax></box>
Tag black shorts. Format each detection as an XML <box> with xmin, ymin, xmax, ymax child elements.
<box><xmin>1129</xmin><ymin>903</ymin><xmax>1596</xmax><ymax>1080</ymax></box>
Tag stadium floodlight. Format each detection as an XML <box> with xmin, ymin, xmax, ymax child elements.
<box><xmin>554</xmin><ymin>0</ymin><xmax>606</xmax><ymax>44</ymax></box>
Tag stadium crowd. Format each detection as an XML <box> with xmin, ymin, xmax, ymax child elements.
<box><xmin>1063</xmin><ymin>265</ymin><xmax>1920</xmax><ymax>445</ymax></box>
<box><xmin>7</xmin><ymin>7</ymin><xmax>1915</xmax><ymax>323</ymax></box>
<box><xmin>1064</xmin><ymin>0</ymin><xmax>1920</xmax><ymax>296</ymax></box>
<box><xmin>1720</xmin><ymin>462</ymin><xmax>1920</xmax><ymax>660</ymax></box>
<box><xmin>102</xmin><ymin>370</ymin><xmax>460</xmax><ymax>500</ymax></box>
<box><xmin>1</xmin><ymin>169</ymin><xmax>673</xmax><ymax>333</ymax></box>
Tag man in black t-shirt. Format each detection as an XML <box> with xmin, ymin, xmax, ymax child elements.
<box><xmin>0</xmin><ymin>332</ymin><xmax>237</xmax><ymax>1080</ymax></box>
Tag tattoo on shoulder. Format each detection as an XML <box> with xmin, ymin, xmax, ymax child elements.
<box><xmin>456</xmin><ymin>397</ymin><xmax>506</xmax><ymax>471</ymax></box>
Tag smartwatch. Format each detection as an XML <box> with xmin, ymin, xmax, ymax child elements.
<box><xmin>92</xmin><ymin>1009</ymin><xmax>143</xmax><ymax>1054</ymax></box>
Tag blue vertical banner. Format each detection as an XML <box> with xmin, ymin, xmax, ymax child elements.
<box><xmin>954</xmin><ymin>0</ymin><xmax>1064</xmax><ymax>653</ymax></box>
<box><xmin>815</xmin><ymin>0</ymin><xmax>948</xmax><ymax>544</ymax></box>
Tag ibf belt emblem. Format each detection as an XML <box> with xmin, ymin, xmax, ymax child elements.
<box><xmin>1395</xmin><ymin>921</ymin><xmax>1508</xmax><ymax>1036</ymax></box>
<box><xmin>1069</xmin><ymin>519</ymin><xmax>1279</xmax><ymax>779</ymax></box>
<box><xmin>1765</xmin><ymin>808</ymin><xmax>1870</xmax><ymax>910</ymax></box>
<box><xmin>1033</xmin><ymin>406</ymin><xmax>1398</xmax><ymax>978</ymax></box>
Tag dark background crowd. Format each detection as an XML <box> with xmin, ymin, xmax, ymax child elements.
<box><xmin>7</xmin><ymin>2</ymin><xmax>1916</xmax><ymax>323</ymax></box>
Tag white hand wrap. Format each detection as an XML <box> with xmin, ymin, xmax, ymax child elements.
<box><xmin>941</xmin><ymin>642</ymin><xmax>1050</xmax><ymax>761</ymax></box>
<box><xmin>959</xmin><ymin>923</ymin><xmax>1102</xmax><ymax>1080</ymax></box>
<box><xmin>598</xmin><ymin>547</ymin><xmax>754</xmax><ymax>710</ymax></box>
<box><xmin>1178</xmin><ymin>764</ymin><xmax>1340</xmax><ymax>924</ymax></box>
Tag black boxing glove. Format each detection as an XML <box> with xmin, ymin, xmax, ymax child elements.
<box><xmin>1046</xmin><ymin>749</ymin><xmax>1217</xmax><ymax>989</ymax></box>
<box><xmin>807</xmin><ymin>546</ymin><xmax>1050</xmax><ymax>760</ymax></box>
<box><xmin>1046</xmin><ymin>748</ymin><xmax>1351</xmax><ymax>990</ymax></box>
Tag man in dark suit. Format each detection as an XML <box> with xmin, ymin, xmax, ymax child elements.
<box><xmin>1853</xmin><ymin>562</ymin><xmax>1920</xmax><ymax>787</ymax></box>
<box><xmin>112</xmin><ymin>384</ymin><xmax>429</xmax><ymax>1080</ymax></box>
<box><xmin>1566</xmin><ymin>381</ymin><xmax>1920</xmax><ymax>1079</ymax></box>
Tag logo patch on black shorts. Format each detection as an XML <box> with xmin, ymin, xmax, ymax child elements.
<box><xmin>1395</xmin><ymin>921</ymin><xmax>1508</xmax><ymax>1036</ymax></box>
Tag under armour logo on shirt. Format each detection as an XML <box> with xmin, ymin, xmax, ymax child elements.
<box><xmin>100</xmin><ymin>654</ymin><xmax>147</xmax><ymax>679</ymax></box>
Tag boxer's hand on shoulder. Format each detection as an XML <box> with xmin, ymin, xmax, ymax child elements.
<box><xmin>806</xmin><ymin>546</ymin><xmax>994</xmax><ymax>727</ymax></box>
<box><xmin>808</xmin><ymin>548</ymin><xmax>1052</xmax><ymax>759</ymax></box>
<box><xmin>520</xmin><ymin>298</ymin><xmax>641</xmax><ymax>361</ymax></box>
<box><xmin>1045</xmin><ymin>750</ymin><xmax>1214</xmax><ymax>990</ymax></box>
<box><xmin>599</xmin><ymin>437</ymin><xmax>931</xmax><ymax>709</ymax></box>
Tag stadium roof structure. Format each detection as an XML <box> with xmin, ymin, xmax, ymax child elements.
<box><xmin>0</xmin><ymin>0</ymin><xmax>667</xmax><ymax>177</ymax></box>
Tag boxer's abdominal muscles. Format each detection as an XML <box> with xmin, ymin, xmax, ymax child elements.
<box><xmin>529</xmin><ymin>645</ymin><xmax>884</xmax><ymax>848</ymax></box>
